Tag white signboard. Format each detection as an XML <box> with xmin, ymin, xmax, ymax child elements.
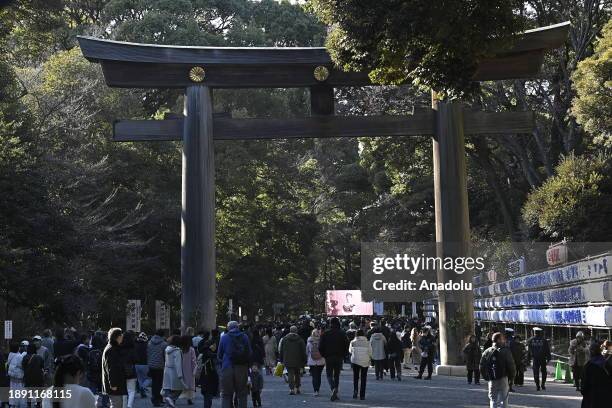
<box><xmin>155</xmin><ymin>300</ymin><xmax>171</xmax><ymax>330</ymax></box>
<box><xmin>546</xmin><ymin>243</ymin><xmax>568</xmax><ymax>266</ymax></box>
<box><xmin>126</xmin><ymin>299</ymin><xmax>142</xmax><ymax>332</ymax></box>
<box><xmin>4</xmin><ymin>320</ymin><xmax>12</xmax><ymax>340</ymax></box>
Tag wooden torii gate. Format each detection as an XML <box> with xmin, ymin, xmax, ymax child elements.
<box><xmin>78</xmin><ymin>21</ymin><xmax>568</xmax><ymax>371</ymax></box>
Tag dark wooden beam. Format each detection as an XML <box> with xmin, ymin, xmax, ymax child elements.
<box><xmin>79</xmin><ymin>22</ymin><xmax>569</xmax><ymax>88</ymax></box>
<box><xmin>113</xmin><ymin>110</ymin><xmax>534</xmax><ymax>142</ymax></box>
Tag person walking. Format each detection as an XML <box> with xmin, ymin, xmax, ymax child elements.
<box><xmin>369</xmin><ymin>325</ymin><xmax>387</xmax><ymax>380</ymax></box>
<box><xmin>8</xmin><ymin>341</ymin><xmax>27</xmax><ymax>408</ymax></box>
<box><xmin>349</xmin><ymin>329</ymin><xmax>372</xmax><ymax>400</ymax></box>
<box><xmin>249</xmin><ymin>364</ymin><xmax>264</xmax><ymax>407</ymax></box>
<box><xmin>262</xmin><ymin>328</ymin><xmax>278</xmax><ymax>375</ymax></box>
<box><xmin>197</xmin><ymin>335</ymin><xmax>219</xmax><ymax>408</ymax></box>
<box><xmin>133</xmin><ymin>332</ymin><xmax>149</xmax><ymax>399</ymax></box>
<box><xmin>527</xmin><ymin>327</ymin><xmax>551</xmax><ymax>391</ymax></box>
<box><xmin>250</xmin><ymin>330</ymin><xmax>265</xmax><ymax>370</ymax></box>
<box><xmin>279</xmin><ymin>326</ymin><xmax>307</xmax><ymax>395</ymax></box>
<box><xmin>410</xmin><ymin>327</ymin><xmax>421</xmax><ymax>371</ymax></box>
<box><xmin>569</xmin><ymin>331</ymin><xmax>590</xmax><ymax>391</ymax></box>
<box><xmin>580</xmin><ymin>341</ymin><xmax>612</xmax><ymax>408</ymax></box>
<box><xmin>480</xmin><ymin>332</ymin><xmax>516</xmax><ymax>408</ymax></box>
<box><xmin>120</xmin><ymin>332</ymin><xmax>137</xmax><ymax>408</ymax></box>
<box><xmin>218</xmin><ymin>321</ymin><xmax>252</xmax><ymax>408</ymax></box>
<box><xmin>32</xmin><ymin>336</ymin><xmax>53</xmax><ymax>387</ymax></box>
<box><xmin>42</xmin><ymin>355</ymin><xmax>96</xmax><ymax>408</ymax></box>
<box><xmin>387</xmin><ymin>329</ymin><xmax>403</xmax><ymax>381</ymax></box>
<box><xmin>102</xmin><ymin>328</ymin><xmax>127</xmax><ymax>408</ymax></box>
<box><xmin>306</xmin><ymin>328</ymin><xmax>325</xmax><ymax>396</ymax></box>
<box><xmin>400</xmin><ymin>326</ymin><xmax>413</xmax><ymax>369</ymax></box>
<box><xmin>179</xmin><ymin>335</ymin><xmax>197</xmax><ymax>405</ymax></box>
<box><xmin>319</xmin><ymin>317</ymin><xmax>348</xmax><ymax>402</ymax></box>
<box><xmin>161</xmin><ymin>336</ymin><xmax>186</xmax><ymax>408</ymax></box>
<box><xmin>415</xmin><ymin>327</ymin><xmax>436</xmax><ymax>380</ymax></box>
<box><xmin>147</xmin><ymin>330</ymin><xmax>167</xmax><ymax>407</ymax></box>
<box><xmin>463</xmin><ymin>335</ymin><xmax>482</xmax><ymax>385</ymax></box>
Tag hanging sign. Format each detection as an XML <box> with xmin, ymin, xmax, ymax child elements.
<box><xmin>546</xmin><ymin>241</ymin><xmax>568</xmax><ymax>266</ymax></box>
<box><xmin>126</xmin><ymin>299</ymin><xmax>142</xmax><ymax>332</ymax></box>
<box><xmin>4</xmin><ymin>320</ymin><xmax>12</xmax><ymax>340</ymax></box>
<box><xmin>155</xmin><ymin>300</ymin><xmax>171</xmax><ymax>330</ymax></box>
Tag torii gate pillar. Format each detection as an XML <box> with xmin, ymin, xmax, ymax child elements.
<box><xmin>181</xmin><ymin>85</ymin><xmax>216</xmax><ymax>331</ymax></box>
<box><xmin>432</xmin><ymin>96</ymin><xmax>474</xmax><ymax>374</ymax></box>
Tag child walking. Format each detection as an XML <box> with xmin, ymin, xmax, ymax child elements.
<box><xmin>250</xmin><ymin>364</ymin><xmax>264</xmax><ymax>407</ymax></box>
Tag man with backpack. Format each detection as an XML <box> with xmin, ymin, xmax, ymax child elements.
<box><xmin>480</xmin><ymin>332</ymin><xmax>516</xmax><ymax>408</ymax></box>
<box><xmin>218</xmin><ymin>321</ymin><xmax>252</xmax><ymax>408</ymax></box>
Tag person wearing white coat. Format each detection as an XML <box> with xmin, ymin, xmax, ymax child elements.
<box><xmin>161</xmin><ymin>336</ymin><xmax>186</xmax><ymax>408</ymax></box>
<box><xmin>306</xmin><ymin>329</ymin><xmax>326</xmax><ymax>396</ymax></box>
<box><xmin>369</xmin><ymin>331</ymin><xmax>387</xmax><ymax>380</ymax></box>
<box><xmin>350</xmin><ymin>330</ymin><xmax>372</xmax><ymax>400</ymax></box>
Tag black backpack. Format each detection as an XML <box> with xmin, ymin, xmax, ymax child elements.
<box><xmin>230</xmin><ymin>335</ymin><xmax>250</xmax><ymax>366</ymax></box>
<box><xmin>485</xmin><ymin>348</ymin><xmax>506</xmax><ymax>381</ymax></box>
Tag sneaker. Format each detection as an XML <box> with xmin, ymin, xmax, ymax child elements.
<box><xmin>414</xmin><ymin>375</ymin><xmax>422</xmax><ymax>379</ymax></box>
<box><xmin>541</xmin><ymin>384</ymin><xmax>546</xmax><ymax>390</ymax></box>
<box><xmin>164</xmin><ymin>397</ymin><xmax>176</xmax><ymax>408</ymax></box>
<box><xmin>314</xmin><ymin>391</ymin><xmax>319</xmax><ymax>397</ymax></box>
<box><xmin>289</xmin><ymin>389</ymin><xmax>295</xmax><ymax>395</ymax></box>
<box><xmin>536</xmin><ymin>385</ymin><xmax>540</xmax><ymax>391</ymax></box>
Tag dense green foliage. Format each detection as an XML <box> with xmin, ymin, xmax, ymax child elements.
<box><xmin>308</xmin><ymin>0</ymin><xmax>525</xmax><ymax>97</ymax></box>
<box><xmin>0</xmin><ymin>0</ymin><xmax>610</xmax><ymax>333</ymax></box>
<box><xmin>572</xmin><ymin>19</ymin><xmax>612</xmax><ymax>147</ymax></box>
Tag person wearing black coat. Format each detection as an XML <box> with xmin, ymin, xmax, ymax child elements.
<box><xmin>121</xmin><ymin>331</ymin><xmax>137</xmax><ymax>408</ymax></box>
<box><xmin>198</xmin><ymin>337</ymin><xmax>219</xmax><ymax>408</ymax></box>
<box><xmin>102</xmin><ymin>328</ymin><xmax>127</xmax><ymax>408</ymax></box>
<box><xmin>580</xmin><ymin>342</ymin><xmax>612</xmax><ymax>408</ymax></box>
<box><xmin>319</xmin><ymin>318</ymin><xmax>349</xmax><ymax>401</ymax></box>
<box><xmin>250</xmin><ymin>330</ymin><xmax>265</xmax><ymax>368</ymax></box>
<box><xmin>387</xmin><ymin>331</ymin><xmax>403</xmax><ymax>381</ymax></box>
<box><xmin>22</xmin><ymin>343</ymin><xmax>45</xmax><ymax>387</ymax></box>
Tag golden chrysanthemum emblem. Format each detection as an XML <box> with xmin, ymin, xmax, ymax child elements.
<box><xmin>313</xmin><ymin>65</ymin><xmax>330</xmax><ymax>82</ymax></box>
<box><xmin>189</xmin><ymin>66</ymin><xmax>206</xmax><ymax>82</ymax></box>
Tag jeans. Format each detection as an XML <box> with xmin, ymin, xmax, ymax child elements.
<box><xmin>532</xmin><ymin>359</ymin><xmax>547</xmax><ymax>387</ymax></box>
<box><xmin>389</xmin><ymin>358</ymin><xmax>402</xmax><ymax>379</ymax></box>
<box><xmin>418</xmin><ymin>356</ymin><xmax>433</xmax><ymax>378</ymax></box>
<box><xmin>123</xmin><ymin>378</ymin><xmax>136</xmax><ymax>408</ymax></box>
<box><xmin>352</xmin><ymin>364</ymin><xmax>368</xmax><ymax>399</ymax></box>
<box><xmin>149</xmin><ymin>367</ymin><xmax>164</xmax><ymax>405</ymax></box>
<box><xmin>287</xmin><ymin>367</ymin><xmax>301</xmax><ymax>390</ymax></box>
<box><xmin>108</xmin><ymin>395</ymin><xmax>124</xmax><ymax>408</ymax></box>
<box><xmin>373</xmin><ymin>360</ymin><xmax>384</xmax><ymax>379</ymax></box>
<box><xmin>135</xmin><ymin>364</ymin><xmax>151</xmax><ymax>391</ymax></box>
<box><xmin>488</xmin><ymin>377</ymin><xmax>510</xmax><ymax>408</ymax></box>
<box><xmin>220</xmin><ymin>365</ymin><xmax>249</xmax><ymax>408</ymax></box>
<box><xmin>309</xmin><ymin>365</ymin><xmax>324</xmax><ymax>392</ymax></box>
<box><xmin>467</xmin><ymin>369</ymin><xmax>480</xmax><ymax>384</ymax></box>
<box><xmin>325</xmin><ymin>358</ymin><xmax>342</xmax><ymax>391</ymax></box>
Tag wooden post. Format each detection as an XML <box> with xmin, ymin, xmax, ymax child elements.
<box><xmin>432</xmin><ymin>94</ymin><xmax>474</xmax><ymax>370</ymax></box>
<box><xmin>182</xmin><ymin>85</ymin><xmax>216</xmax><ymax>332</ymax></box>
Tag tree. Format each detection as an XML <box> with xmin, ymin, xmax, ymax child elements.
<box><xmin>572</xmin><ymin>18</ymin><xmax>612</xmax><ymax>147</ymax></box>
<box><xmin>522</xmin><ymin>153</ymin><xmax>612</xmax><ymax>240</ymax></box>
<box><xmin>308</xmin><ymin>0</ymin><xmax>524</xmax><ymax>97</ymax></box>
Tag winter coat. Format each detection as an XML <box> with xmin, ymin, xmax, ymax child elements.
<box><xmin>7</xmin><ymin>352</ymin><xmax>25</xmax><ymax>381</ymax></box>
<box><xmin>350</xmin><ymin>336</ymin><xmax>372</xmax><ymax>368</ymax></box>
<box><xmin>319</xmin><ymin>328</ymin><xmax>349</xmax><ymax>364</ymax></box>
<box><xmin>121</xmin><ymin>345</ymin><xmax>136</xmax><ymax>380</ymax></box>
<box><xmin>386</xmin><ymin>334</ymin><xmax>403</xmax><ymax>361</ymax></box>
<box><xmin>306</xmin><ymin>335</ymin><xmax>325</xmax><ymax>366</ymax></box>
<box><xmin>263</xmin><ymin>335</ymin><xmax>278</xmax><ymax>367</ymax></box>
<box><xmin>250</xmin><ymin>369</ymin><xmax>264</xmax><ymax>393</ymax></box>
<box><xmin>527</xmin><ymin>335</ymin><xmax>551</xmax><ymax>362</ymax></box>
<box><xmin>411</xmin><ymin>333</ymin><xmax>422</xmax><ymax>365</ymax></box>
<box><xmin>370</xmin><ymin>332</ymin><xmax>387</xmax><ymax>361</ymax></box>
<box><xmin>580</xmin><ymin>355</ymin><xmax>612</xmax><ymax>408</ymax></box>
<box><xmin>22</xmin><ymin>353</ymin><xmax>45</xmax><ymax>387</ymax></box>
<box><xmin>147</xmin><ymin>335</ymin><xmax>167</xmax><ymax>370</ymax></box>
<box><xmin>251</xmin><ymin>337</ymin><xmax>265</xmax><ymax>366</ymax></box>
<box><xmin>279</xmin><ymin>333</ymin><xmax>307</xmax><ymax>369</ymax></box>
<box><xmin>182</xmin><ymin>347</ymin><xmax>197</xmax><ymax>392</ymax></box>
<box><xmin>400</xmin><ymin>331</ymin><xmax>413</xmax><ymax>349</ymax></box>
<box><xmin>198</xmin><ymin>340</ymin><xmax>219</xmax><ymax>397</ymax></box>
<box><xmin>569</xmin><ymin>338</ymin><xmax>590</xmax><ymax>367</ymax></box>
<box><xmin>419</xmin><ymin>335</ymin><xmax>436</xmax><ymax>358</ymax></box>
<box><xmin>463</xmin><ymin>342</ymin><xmax>482</xmax><ymax>370</ymax></box>
<box><xmin>102</xmin><ymin>343</ymin><xmax>127</xmax><ymax>396</ymax></box>
<box><xmin>217</xmin><ymin>329</ymin><xmax>252</xmax><ymax>370</ymax></box>
<box><xmin>134</xmin><ymin>340</ymin><xmax>148</xmax><ymax>365</ymax></box>
<box><xmin>480</xmin><ymin>345</ymin><xmax>516</xmax><ymax>382</ymax></box>
<box><xmin>162</xmin><ymin>345</ymin><xmax>184</xmax><ymax>391</ymax></box>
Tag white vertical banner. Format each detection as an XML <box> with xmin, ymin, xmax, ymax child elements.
<box><xmin>4</xmin><ymin>320</ymin><xmax>12</xmax><ymax>340</ymax></box>
<box><xmin>411</xmin><ymin>302</ymin><xmax>418</xmax><ymax>317</ymax></box>
<box><xmin>155</xmin><ymin>300</ymin><xmax>171</xmax><ymax>330</ymax></box>
<box><xmin>126</xmin><ymin>299</ymin><xmax>142</xmax><ymax>332</ymax></box>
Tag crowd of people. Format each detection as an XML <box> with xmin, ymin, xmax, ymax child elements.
<box><xmin>0</xmin><ymin>317</ymin><xmax>611</xmax><ymax>408</ymax></box>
